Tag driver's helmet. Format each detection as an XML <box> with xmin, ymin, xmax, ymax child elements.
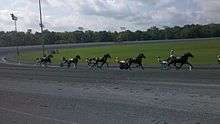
<box><xmin>218</xmin><ymin>55</ymin><xmax>220</xmax><ymax>60</ymax></box>
<box><xmin>170</xmin><ymin>49</ymin><xmax>176</xmax><ymax>58</ymax></box>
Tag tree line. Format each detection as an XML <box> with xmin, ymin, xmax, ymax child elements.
<box><xmin>0</xmin><ymin>23</ymin><xmax>220</xmax><ymax>47</ymax></box>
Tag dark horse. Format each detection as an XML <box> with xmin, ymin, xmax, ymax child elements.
<box><xmin>60</xmin><ymin>55</ymin><xmax>81</xmax><ymax>69</ymax></box>
<box><xmin>127</xmin><ymin>53</ymin><xmax>146</xmax><ymax>70</ymax></box>
<box><xmin>36</xmin><ymin>54</ymin><xmax>53</xmax><ymax>66</ymax></box>
<box><xmin>91</xmin><ymin>54</ymin><xmax>111</xmax><ymax>69</ymax></box>
<box><xmin>168</xmin><ymin>52</ymin><xmax>194</xmax><ymax>70</ymax></box>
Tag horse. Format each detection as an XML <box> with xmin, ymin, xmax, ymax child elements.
<box><xmin>115</xmin><ymin>57</ymin><xmax>130</xmax><ymax>70</ymax></box>
<box><xmin>60</xmin><ymin>55</ymin><xmax>81</xmax><ymax>69</ymax></box>
<box><xmin>127</xmin><ymin>53</ymin><xmax>146</xmax><ymax>70</ymax></box>
<box><xmin>157</xmin><ymin>56</ymin><xmax>169</xmax><ymax>70</ymax></box>
<box><xmin>91</xmin><ymin>54</ymin><xmax>111</xmax><ymax>69</ymax></box>
<box><xmin>168</xmin><ymin>52</ymin><xmax>194</xmax><ymax>70</ymax></box>
<box><xmin>36</xmin><ymin>54</ymin><xmax>53</xmax><ymax>67</ymax></box>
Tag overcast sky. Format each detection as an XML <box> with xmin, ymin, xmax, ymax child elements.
<box><xmin>0</xmin><ymin>0</ymin><xmax>220</xmax><ymax>32</ymax></box>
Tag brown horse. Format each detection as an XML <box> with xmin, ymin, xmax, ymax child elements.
<box><xmin>127</xmin><ymin>53</ymin><xmax>146</xmax><ymax>70</ymax></box>
<box><xmin>91</xmin><ymin>54</ymin><xmax>111</xmax><ymax>69</ymax></box>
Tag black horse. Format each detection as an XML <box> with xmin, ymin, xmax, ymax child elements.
<box><xmin>36</xmin><ymin>54</ymin><xmax>53</xmax><ymax>66</ymax></box>
<box><xmin>60</xmin><ymin>55</ymin><xmax>81</xmax><ymax>69</ymax></box>
<box><xmin>168</xmin><ymin>52</ymin><xmax>194</xmax><ymax>70</ymax></box>
<box><xmin>127</xmin><ymin>53</ymin><xmax>146</xmax><ymax>70</ymax></box>
<box><xmin>91</xmin><ymin>54</ymin><xmax>111</xmax><ymax>69</ymax></box>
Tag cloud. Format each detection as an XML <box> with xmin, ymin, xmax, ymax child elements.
<box><xmin>0</xmin><ymin>0</ymin><xmax>220</xmax><ymax>32</ymax></box>
<box><xmin>194</xmin><ymin>0</ymin><xmax>220</xmax><ymax>22</ymax></box>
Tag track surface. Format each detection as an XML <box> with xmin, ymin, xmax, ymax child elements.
<box><xmin>0</xmin><ymin>43</ymin><xmax>220</xmax><ymax>124</ymax></box>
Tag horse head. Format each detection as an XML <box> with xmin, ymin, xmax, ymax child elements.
<box><xmin>137</xmin><ymin>53</ymin><xmax>146</xmax><ymax>59</ymax></box>
<box><xmin>104</xmin><ymin>53</ymin><xmax>111</xmax><ymax>58</ymax></box>
<box><xmin>76</xmin><ymin>55</ymin><xmax>81</xmax><ymax>60</ymax></box>
<box><xmin>184</xmin><ymin>52</ymin><xmax>194</xmax><ymax>58</ymax></box>
<box><xmin>48</xmin><ymin>54</ymin><xmax>54</xmax><ymax>58</ymax></box>
<box><xmin>62</xmin><ymin>57</ymin><xmax>67</xmax><ymax>61</ymax></box>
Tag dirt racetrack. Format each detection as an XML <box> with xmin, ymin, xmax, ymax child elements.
<box><xmin>0</xmin><ymin>43</ymin><xmax>220</xmax><ymax>124</ymax></box>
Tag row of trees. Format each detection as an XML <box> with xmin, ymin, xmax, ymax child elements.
<box><xmin>0</xmin><ymin>23</ymin><xmax>220</xmax><ymax>47</ymax></box>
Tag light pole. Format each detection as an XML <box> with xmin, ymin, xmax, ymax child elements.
<box><xmin>10</xmin><ymin>13</ymin><xmax>20</xmax><ymax>64</ymax></box>
<box><xmin>10</xmin><ymin>13</ymin><xmax>17</xmax><ymax>31</ymax></box>
<box><xmin>38</xmin><ymin>0</ymin><xmax>45</xmax><ymax>56</ymax></box>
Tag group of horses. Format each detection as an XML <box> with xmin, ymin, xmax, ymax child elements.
<box><xmin>35</xmin><ymin>52</ymin><xmax>194</xmax><ymax>70</ymax></box>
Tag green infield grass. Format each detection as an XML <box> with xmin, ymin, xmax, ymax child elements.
<box><xmin>20</xmin><ymin>38</ymin><xmax>220</xmax><ymax>65</ymax></box>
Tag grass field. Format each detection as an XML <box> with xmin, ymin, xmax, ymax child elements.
<box><xmin>20</xmin><ymin>38</ymin><xmax>220</xmax><ymax>65</ymax></box>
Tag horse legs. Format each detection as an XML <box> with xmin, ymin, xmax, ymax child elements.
<box><xmin>67</xmin><ymin>62</ymin><xmax>71</xmax><ymax>68</ymax></box>
<box><xmin>41</xmin><ymin>61</ymin><xmax>45</xmax><ymax>67</ymax></box>
<box><xmin>177</xmin><ymin>63</ymin><xmax>184</xmax><ymax>69</ymax></box>
<box><xmin>161</xmin><ymin>63</ymin><xmax>166</xmax><ymax>70</ymax></box>
<box><xmin>43</xmin><ymin>62</ymin><xmax>47</xmax><ymax>68</ymax></box>
<box><xmin>128</xmin><ymin>63</ymin><xmax>132</xmax><ymax>70</ymax></box>
<box><xmin>99</xmin><ymin>62</ymin><xmax>105</xmax><ymax>69</ymax></box>
<box><xmin>168</xmin><ymin>61</ymin><xmax>176</xmax><ymax>69</ymax></box>
<box><xmin>127</xmin><ymin>61</ymin><xmax>133</xmax><ymax>70</ymax></box>
<box><xmin>91</xmin><ymin>61</ymin><xmax>99</xmax><ymax>69</ymax></box>
<box><xmin>106</xmin><ymin>62</ymin><xmax>109</xmax><ymax>68</ymax></box>
<box><xmin>73</xmin><ymin>63</ymin><xmax>76</xmax><ymax>69</ymax></box>
<box><xmin>167</xmin><ymin>61</ymin><xmax>173</xmax><ymax>67</ymax></box>
<box><xmin>186</xmin><ymin>62</ymin><xmax>193</xmax><ymax>71</ymax></box>
<box><xmin>165</xmin><ymin>63</ymin><xmax>170</xmax><ymax>70</ymax></box>
<box><xmin>140</xmin><ymin>63</ymin><xmax>144</xmax><ymax>70</ymax></box>
<box><xmin>87</xmin><ymin>62</ymin><xmax>91</xmax><ymax>67</ymax></box>
<box><xmin>74</xmin><ymin>62</ymin><xmax>78</xmax><ymax>69</ymax></box>
<box><xmin>173</xmin><ymin>62</ymin><xmax>179</xmax><ymax>70</ymax></box>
